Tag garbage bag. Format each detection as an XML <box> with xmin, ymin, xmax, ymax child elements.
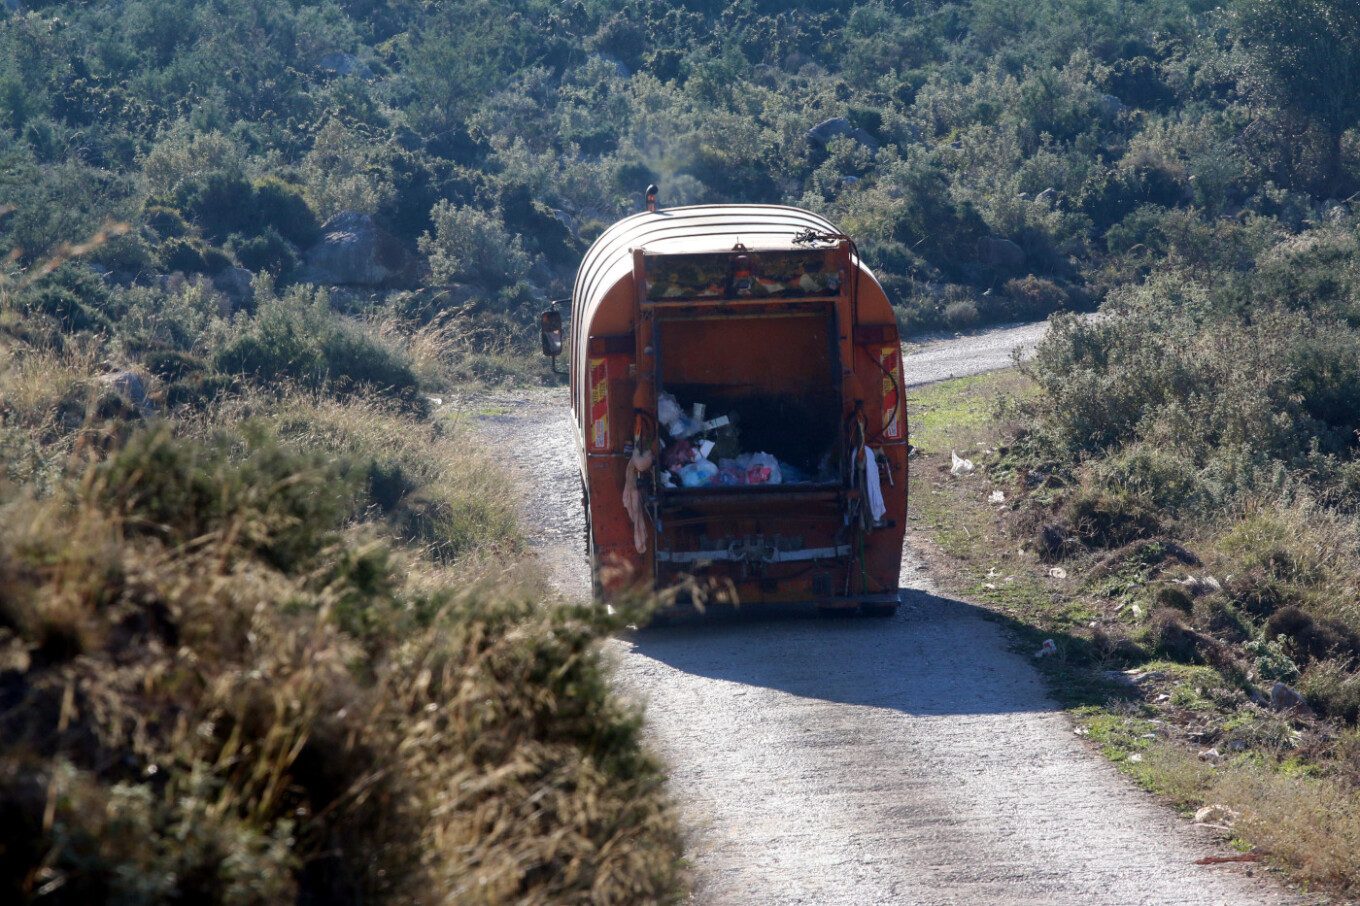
<box><xmin>717</xmin><ymin>466</ymin><xmax>744</xmax><ymax>486</ymax></box>
<box><xmin>742</xmin><ymin>452</ymin><xmax>782</xmax><ymax>485</ymax></box>
<box><xmin>657</xmin><ymin>392</ymin><xmax>682</xmax><ymax>430</ymax></box>
<box><xmin>661</xmin><ymin>439</ymin><xmax>695</xmax><ymax>471</ymax></box>
<box><xmin>680</xmin><ymin>458</ymin><xmax>719</xmax><ymax>487</ymax></box>
<box><xmin>670</xmin><ymin>413</ymin><xmax>702</xmax><ymax>439</ymax></box>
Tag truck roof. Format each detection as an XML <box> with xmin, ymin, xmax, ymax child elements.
<box><xmin>571</xmin><ymin>204</ymin><xmax>845</xmax><ymax>360</ymax></box>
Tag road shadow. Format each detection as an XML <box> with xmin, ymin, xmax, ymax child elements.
<box><xmin>623</xmin><ymin>586</ymin><xmax>1132</xmax><ymax>717</ymax></box>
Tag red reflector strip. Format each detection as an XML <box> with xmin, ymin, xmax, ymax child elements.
<box><xmin>880</xmin><ymin>345</ymin><xmax>902</xmax><ymax>439</ymax></box>
<box><xmin>588</xmin><ymin>357</ymin><xmax>610</xmax><ymax>450</ymax></box>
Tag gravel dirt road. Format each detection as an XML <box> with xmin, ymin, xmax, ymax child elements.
<box><xmin>900</xmin><ymin>321</ymin><xmax>1051</xmax><ymax>387</ymax></box>
<box><xmin>465</xmin><ymin>323</ymin><xmax>1302</xmax><ymax>906</ymax></box>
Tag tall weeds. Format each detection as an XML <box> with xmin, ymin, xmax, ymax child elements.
<box><xmin>0</xmin><ymin>423</ymin><xmax>683</xmax><ymax>904</ymax></box>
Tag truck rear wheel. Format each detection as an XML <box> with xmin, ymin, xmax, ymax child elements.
<box><xmin>582</xmin><ymin>481</ymin><xmax>604</xmax><ymax>601</ymax></box>
<box><xmin>587</xmin><ymin>525</ymin><xmax>605</xmax><ymax>601</ymax></box>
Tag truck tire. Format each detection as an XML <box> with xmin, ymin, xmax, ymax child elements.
<box><xmin>585</xmin><ymin>522</ymin><xmax>604</xmax><ymax>602</ymax></box>
<box><xmin>580</xmin><ymin>479</ymin><xmax>605</xmax><ymax>600</ymax></box>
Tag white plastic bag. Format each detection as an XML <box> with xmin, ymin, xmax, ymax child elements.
<box><xmin>657</xmin><ymin>392</ymin><xmax>682</xmax><ymax>430</ymax></box>
<box><xmin>679</xmin><ymin>458</ymin><xmax>719</xmax><ymax>487</ymax></box>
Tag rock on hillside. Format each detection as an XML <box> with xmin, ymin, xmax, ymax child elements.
<box><xmin>806</xmin><ymin>116</ymin><xmax>880</xmax><ymax>151</ymax></box>
<box><xmin>297</xmin><ymin>212</ymin><xmax>420</xmax><ymax>288</ymax></box>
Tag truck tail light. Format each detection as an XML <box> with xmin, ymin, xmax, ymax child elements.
<box><xmin>879</xmin><ymin>345</ymin><xmax>903</xmax><ymax>440</ymax></box>
<box><xmin>588</xmin><ymin>357</ymin><xmax>610</xmax><ymax>450</ymax></box>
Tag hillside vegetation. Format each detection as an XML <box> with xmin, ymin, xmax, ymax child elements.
<box><xmin>6</xmin><ymin>0</ymin><xmax>1360</xmax><ymax>901</ymax></box>
<box><xmin>4</xmin><ymin>0</ymin><xmax>1360</xmax><ymax>335</ymax></box>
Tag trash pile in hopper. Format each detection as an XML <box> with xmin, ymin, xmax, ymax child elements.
<box><xmin>654</xmin><ymin>392</ymin><xmax>827</xmax><ymax>489</ymax></box>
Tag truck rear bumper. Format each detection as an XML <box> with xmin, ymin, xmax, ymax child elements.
<box><xmin>656</xmin><ymin>589</ymin><xmax>901</xmax><ymax>616</ymax></box>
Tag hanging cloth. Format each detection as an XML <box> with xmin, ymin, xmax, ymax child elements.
<box><xmin>863</xmin><ymin>445</ymin><xmax>886</xmax><ymax>523</ymax></box>
<box><xmin>623</xmin><ymin>446</ymin><xmax>654</xmax><ymax>553</ymax></box>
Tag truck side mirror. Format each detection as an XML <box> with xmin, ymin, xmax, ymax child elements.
<box><xmin>540</xmin><ymin>306</ymin><xmax>566</xmax><ymax>374</ymax></box>
<box><xmin>540</xmin><ymin>308</ymin><xmax>563</xmax><ymax>357</ymax></box>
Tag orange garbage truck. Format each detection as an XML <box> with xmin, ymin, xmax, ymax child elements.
<box><xmin>542</xmin><ymin>201</ymin><xmax>907</xmax><ymax>616</ymax></box>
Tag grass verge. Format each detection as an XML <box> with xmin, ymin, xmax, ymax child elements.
<box><xmin>909</xmin><ymin>370</ymin><xmax>1360</xmax><ymax>901</ymax></box>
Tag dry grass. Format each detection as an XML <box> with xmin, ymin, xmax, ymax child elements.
<box><xmin>376</xmin><ymin>308</ymin><xmax>554</xmax><ymax>390</ymax></box>
<box><xmin>0</xmin><ymin>426</ymin><xmax>683</xmax><ymax>904</ymax></box>
<box><xmin>0</xmin><ymin>249</ymin><xmax>684</xmax><ymax>902</ymax></box>
<box><xmin>1212</xmin><ymin>769</ymin><xmax>1360</xmax><ymax>895</ymax></box>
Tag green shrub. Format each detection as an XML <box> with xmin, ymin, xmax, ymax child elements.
<box><xmin>943</xmin><ymin>297</ymin><xmax>978</xmax><ymax>328</ymax></box>
<box><xmin>16</xmin><ymin>285</ymin><xmax>112</xmax><ymax>334</ymax></box>
<box><xmin>1092</xmin><ymin>443</ymin><xmax>1211</xmax><ymax>514</ymax></box>
<box><xmin>1193</xmin><ymin>596</ymin><xmax>1253</xmax><ymax>643</ymax></box>
<box><xmin>0</xmin><ymin>432</ymin><xmax>683</xmax><ymax>904</ymax></box>
<box><xmin>144</xmin><ymin>204</ymin><xmax>191</xmax><ymax>239</ymax></box>
<box><xmin>173</xmin><ymin>172</ymin><xmax>259</xmax><ymax>243</ymax></box>
<box><xmin>1300</xmin><ymin>661</ymin><xmax>1360</xmax><ymax>724</ymax></box>
<box><xmin>162</xmin><ymin>373</ymin><xmax>241</xmax><ymax>408</ymax></box>
<box><xmin>1145</xmin><ymin>607</ymin><xmax>1211</xmax><ymax>664</ymax></box>
<box><xmin>230</xmin><ymin>226</ymin><xmax>298</xmax><ymax>277</ymax></box>
<box><xmin>157</xmin><ymin>236</ymin><xmax>207</xmax><ymax>273</ymax></box>
<box><xmin>419</xmin><ymin>202</ymin><xmax>534</xmax><ymax>290</ymax></box>
<box><xmin>252</xmin><ymin>177</ymin><xmax>321</xmax><ymax>247</ymax></box>
<box><xmin>1063</xmin><ymin>485</ymin><xmax>1163</xmax><ymax>549</ymax></box>
<box><xmin>1226</xmin><ymin>569</ymin><xmax>1302</xmax><ymax>619</ymax></box>
<box><xmin>173</xmin><ymin>173</ymin><xmax>320</xmax><ymax>249</ymax></box>
<box><xmin>318</xmin><ymin>321</ymin><xmax>419</xmax><ymax>397</ymax></box>
<box><xmin>1268</xmin><ymin>606</ymin><xmax>1360</xmax><ymax>665</ymax></box>
<box><xmin>214</xmin><ymin>291</ymin><xmax>418</xmax><ymax>401</ymax></box>
<box><xmin>1152</xmin><ymin>584</ymin><xmax>1194</xmax><ymax>614</ymax></box>
<box><xmin>1246</xmin><ymin>637</ymin><xmax>1302</xmax><ymax>683</ymax></box>
<box><xmin>98</xmin><ymin>425</ymin><xmax>356</xmax><ymax>572</ymax></box>
<box><xmin>999</xmin><ymin>275</ymin><xmax>1070</xmax><ymax>320</ymax></box>
<box><xmin>143</xmin><ymin>349</ymin><xmax>207</xmax><ymax>382</ymax></box>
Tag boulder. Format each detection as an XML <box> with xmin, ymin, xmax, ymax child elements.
<box><xmin>592</xmin><ymin>53</ymin><xmax>631</xmax><ymax>78</ymax></box>
<box><xmin>212</xmin><ymin>266</ymin><xmax>255</xmax><ymax>310</ymax></box>
<box><xmin>1098</xmin><ymin>94</ymin><xmax>1124</xmax><ymax>121</ymax></box>
<box><xmin>978</xmin><ymin>236</ymin><xmax>1026</xmax><ymax>269</ymax></box>
<box><xmin>1270</xmin><ymin>681</ymin><xmax>1311</xmax><ymax>715</ymax></box>
<box><xmin>805</xmin><ymin>117</ymin><xmax>880</xmax><ymax>151</ymax></box>
<box><xmin>318</xmin><ymin>51</ymin><xmax>374</xmax><ymax>80</ymax></box>
<box><xmin>297</xmin><ymin>212</ymin><xmax>419</xmax><ymax>288</ymax></box>
<box><xmin>390</xmin><ymin>128</ymin><xmax>424</xmax><ymax>152</ymax></box>
<box><xmin>99</xmin><ymin>371</ymin><xmax>153</xmax><ymax>413</ymax></box>
<box><xmin>1036</xmin><ymin>187</ymin><xmax>1057</xmax><ymax>203</ymax></box>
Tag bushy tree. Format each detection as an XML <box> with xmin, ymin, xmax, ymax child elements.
<box><xmin>419</xmin><ymin>202</ymin><xmax>534</xmax><ymax>290</ymax></box>
<box><xmin>1236</xmin><ymin>0</ymin><xmax>1360</xmax><ymax>191</ymax></box>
